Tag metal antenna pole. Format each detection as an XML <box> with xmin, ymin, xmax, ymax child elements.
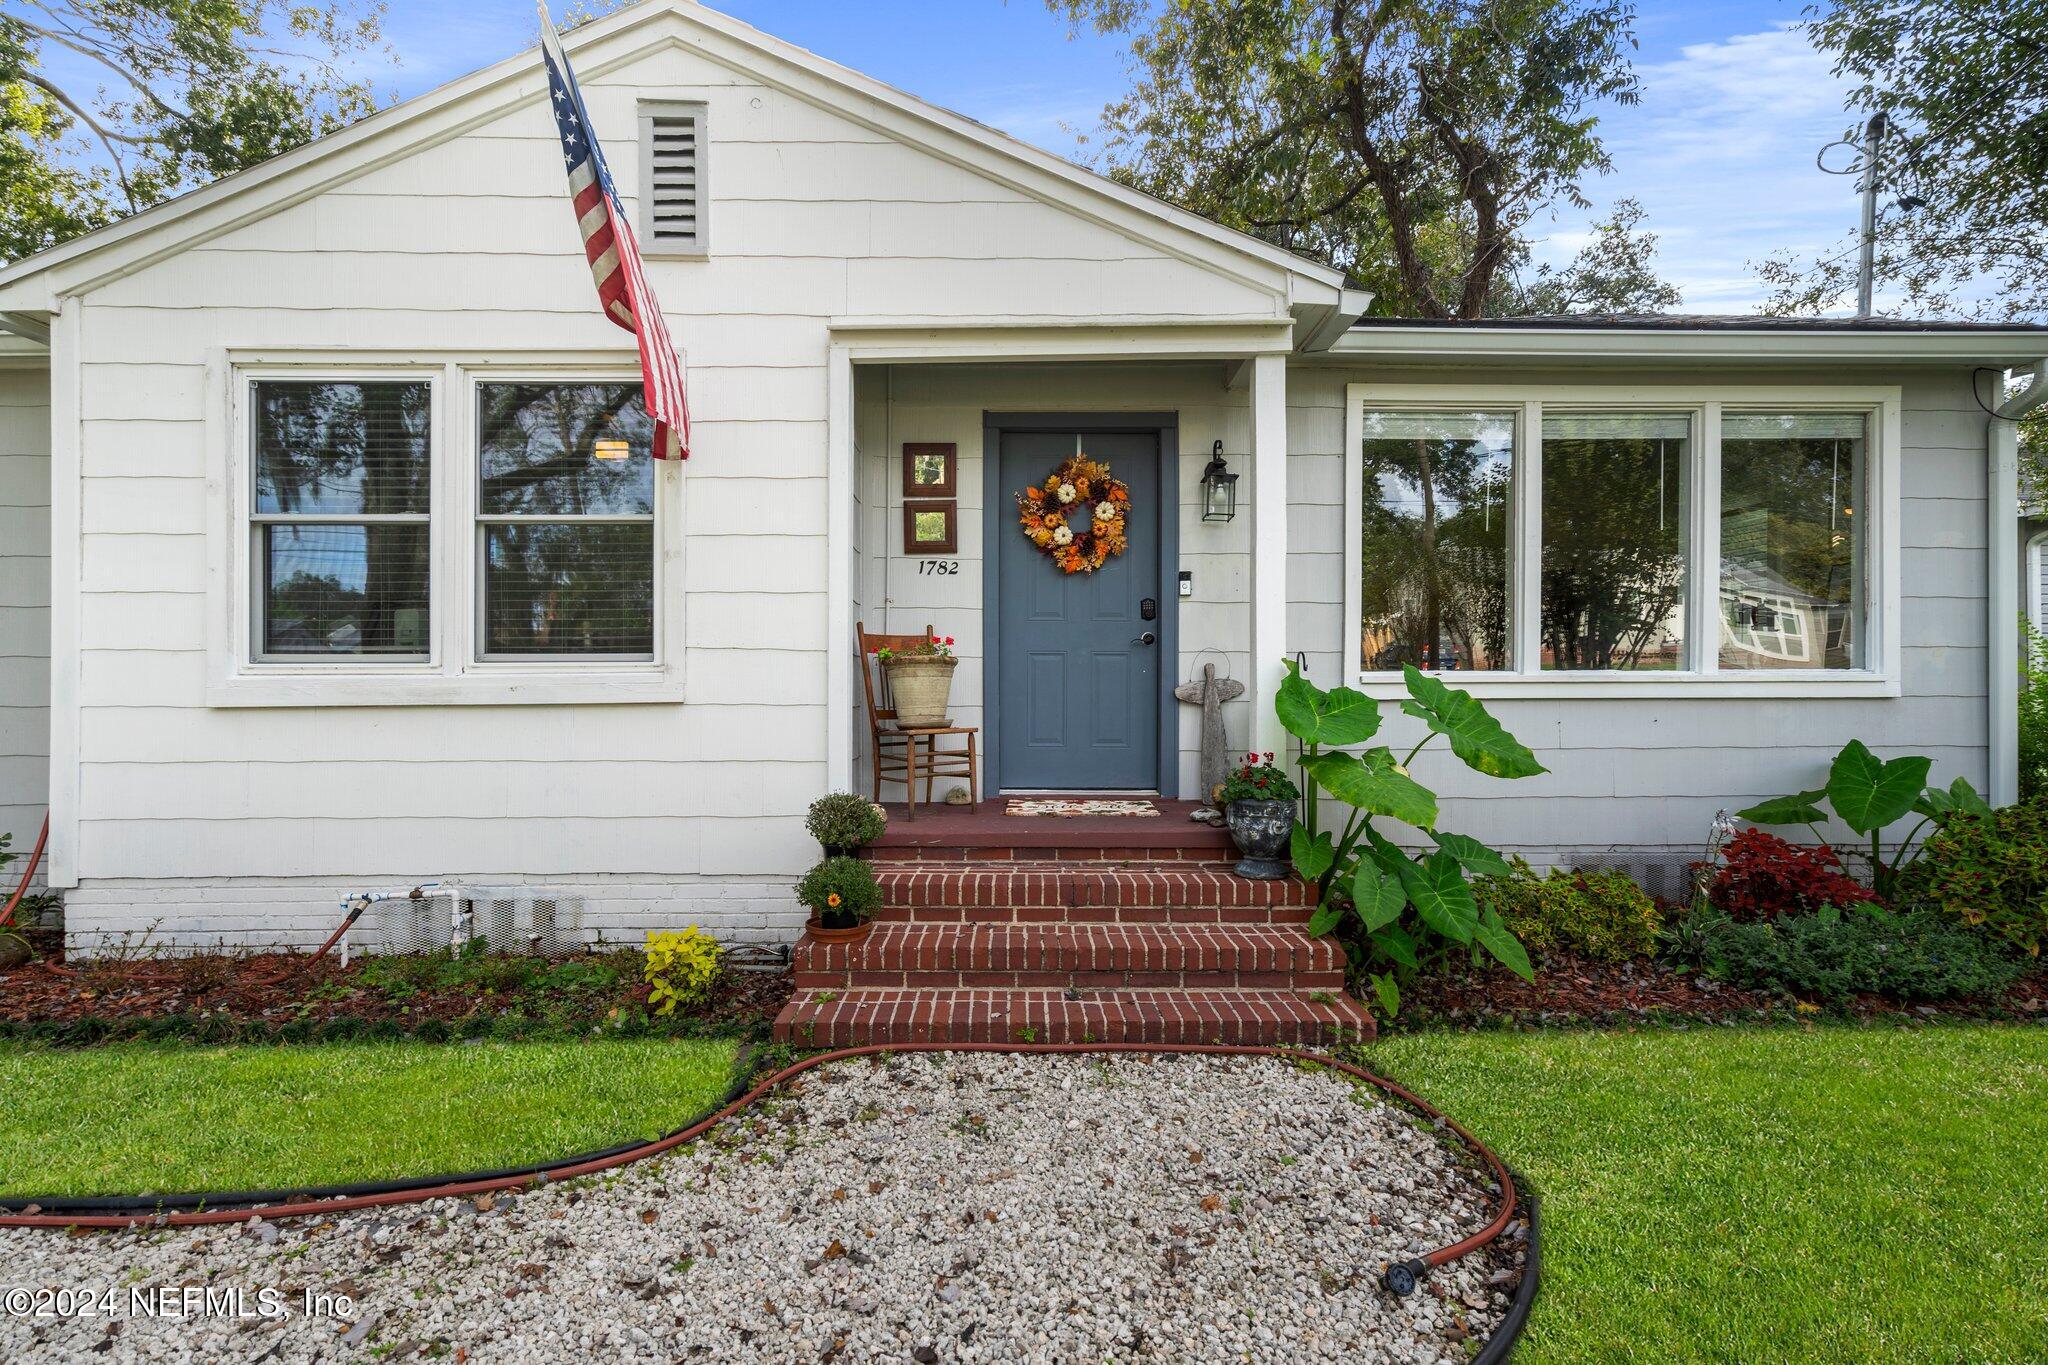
<box><xmin>1855</xmin><ymin>110</ymin><xmax>1887</xmax><ymax>318</ymax></box>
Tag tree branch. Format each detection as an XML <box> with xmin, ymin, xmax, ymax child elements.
<box><xmin>18</xmin><ymin>70</ymin><xmax>141</xmax><ymax>211</ymax></box>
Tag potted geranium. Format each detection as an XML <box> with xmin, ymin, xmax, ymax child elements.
<box><xmin>1219</xmin><ymin>751</ymin><xmax>1301</xmax><ymax>880</ymax></box>
<box><xmin>796</xmin><ymin>856</ymin><xmax>882</xmax><ymax>944</ymax></box>
<box><xmin>807</xmin><ymin>792</ymin><xmax>887</xmax><ymax>857</ymax></box>
<box><xmin>878</xmin><ymin>635</ymin><xmax>957</xmax><ymax>727</ymax></box>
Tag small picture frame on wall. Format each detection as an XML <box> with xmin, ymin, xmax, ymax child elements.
<box><xmin>902</xmin><ymin>443</ymin><xmax>957</xmax><ymax>498</ymax></box>
<box><xmin>903</xmin><ymin>500</ymin><xmax>957</xmax><ymax>555</ymax></box>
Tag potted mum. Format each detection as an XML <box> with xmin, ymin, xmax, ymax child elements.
<box><xmin>878</xmin><ymin>635</ymin><xmax>958</xmax><ymax>727</ymax></box>
<box><xmin>807</xmin><ymin>792</ymin><xmax>887</xmax><ymax>857</ymax></box>
<box><xmin>1219</xmin><ymin>751</ymin><xmax>1301</xmax><ymax>880</ymax></box>
<box><xmin>797</xmin><ymin>856</ymin><xmax>882</xmax><ymax>944</ymax></box>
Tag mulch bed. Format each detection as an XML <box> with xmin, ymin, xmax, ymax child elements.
<box><xmin>0</xmin><ymin>949</ymin><xmax>794</xmax><ymax>1044</ymax></box>
<box><xmin>1396</xmin><ymin>949</ymin><xmax>2048</xmax><ymax>1030</ymax></box>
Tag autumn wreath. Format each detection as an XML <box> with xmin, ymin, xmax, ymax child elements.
<box><xmin>1015</xmin><ymin>454</ymin><xmax>1130</xmax><ymax>574</ymax></box>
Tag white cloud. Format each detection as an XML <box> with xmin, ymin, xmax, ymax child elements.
<box><xmin>1530</xmin><ymin>22</ymin><xmax>1868</xmax><ymax>311</ymax></box>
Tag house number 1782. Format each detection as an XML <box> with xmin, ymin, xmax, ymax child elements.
<box><xmin>917</xmin><ymin>561</ymin><xmax>960</xmax><ymax>575</ymax></box>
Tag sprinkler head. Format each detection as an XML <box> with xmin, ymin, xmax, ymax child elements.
<box><xmin>1381</xmin><ymin>1258</ymin><xmax>1429</xmax><ymax>1297</ymax></box>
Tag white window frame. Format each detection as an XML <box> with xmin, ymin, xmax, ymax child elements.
<box><xmin>2029</xmin><ymin>529</ymin><xmax>2048</xmax><ymax>635</ymax></box>
<box><xmin>208</xmin><ymin>351</ymin><xmax>686</xmax><ymax>707</ymax></box>
<box><xmin>1342</xmin><ymin>381</ymin><xmax>1902</xmax><ymax>699</ymax></box>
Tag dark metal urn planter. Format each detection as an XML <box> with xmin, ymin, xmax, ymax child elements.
<box><xmin>1225</xmin><ymin>798</ymin><xmax>1295</xmax><ymax>879</ymax></box>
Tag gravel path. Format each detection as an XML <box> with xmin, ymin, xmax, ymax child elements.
<box><xmin>2</xmin><ymin>1053</ymin><xmax>1524</xmax><ymax>1363</ymax></box>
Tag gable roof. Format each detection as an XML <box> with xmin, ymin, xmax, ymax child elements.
<box><xmin>0</xmin><ymin>0</ymin><xmax>1343</xmax><ymax>314</ymax></box>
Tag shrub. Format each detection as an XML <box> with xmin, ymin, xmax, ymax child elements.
<box><xmin>1708</xmin><ymin>828</ymin><xmax>1877</xmax><ymax>921</ymax></box>
<box><xmin>1474</xmin><ymin>860</ymin><xmax>1661</xmax><ymax>963</ymax></box>
<box><xmin>806</xmin><ymin>793</ymin><xmax>887</xmax><ymax>852</ymax></box>
<box><xmin>1910</xmin><ymin>799</ymin><xmax>2048</xmax><ymax>957</ymax></box>
<box><xmin>1690</xmin><ymin>905</ymin><xmax>2023</xmax><ymax>1005</ymax></box>
<box><xmin>643</xmin><ymin>926</ymin><xmax>723</xmax><ymax>1016</ymax></box>
<box><xmin>795</xmin><ymin>856</ymin><xmax>881</xmax><ymax>928</ymax></box>
<box><xmin>2022</xmin><ymin>619</ymin><xmax>2048</xmax><ymax>802</ymax></box>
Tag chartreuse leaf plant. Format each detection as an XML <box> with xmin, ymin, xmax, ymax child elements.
<box><xmin>1738</xmin><ymin>739</ymin><xmax>1992</xmax><ymax>901</ymax></box>
<box><xmin>1281</xmin><ymin>661</ymin><xmax>1548</xmax><ymax>1015</ymax></box>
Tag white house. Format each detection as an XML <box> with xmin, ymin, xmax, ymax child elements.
<box><xmin>0</xmin><ymin>0</ymin><xmax>2043</xmax><ymax>954</ymax></box>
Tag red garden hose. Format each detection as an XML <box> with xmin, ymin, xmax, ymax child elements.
<box><xmin>0</xmin><ymin>815</ymin><xmax>49</xmax><ymax>931</ymax></box>
<box><xmin>0</xmin><ymin>1040</ymin><xmax>1522</xmax><ymax>1291</ymax></box>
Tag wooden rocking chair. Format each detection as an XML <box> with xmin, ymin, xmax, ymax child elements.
<box><xmin>858</xmin><ymin>622</ymin><xmax>979</xmax><ymax>821</ymax></box>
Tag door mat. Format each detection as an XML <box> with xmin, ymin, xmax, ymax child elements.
<box><xmin>1004</xmin><ymin>799</ymin><xmax>1160</xmax><ymax>818</ymax></box>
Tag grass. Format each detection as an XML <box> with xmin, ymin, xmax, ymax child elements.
<box><xmin>0</xmin><ymin>1038</ymin><xmax>739</xmax><ymax>1197</ymax></box>
<box><xmin>1369</xmin><ymin>1025</ymin><xmax>2048</xmax><ymax>1364</ymax></box>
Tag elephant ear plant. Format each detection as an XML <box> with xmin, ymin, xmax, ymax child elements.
<box><xmin>1737</xmin><ymin>739</ymin><xmax>1993</xmax><ymax>900</ymax></box>
<box><xmin>1280</xmin><ymin>661</ymin><xmax>1547</xmax><ymax>1018</ymax></box>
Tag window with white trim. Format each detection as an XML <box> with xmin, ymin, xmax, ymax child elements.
<box><xmin>1345</xmin><ymin>385</ymin><xmax>1895</xmax><ymax>693</ymax></box>
<box><xmin>251</xmin><ymin>379</ymin><xmax>432</xmax><ymax>659</ymax></box>
<box><xmin>476</xmin><ymin>381</ymin><xmax>656</xmax><ymax>659</ymax></box>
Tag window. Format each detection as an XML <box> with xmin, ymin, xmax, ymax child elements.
<box><xmin>1719</xmin><ymin>413</ymin><xmax>1866</xmax><ymax>670</ymax></box>
<box><xmin>1540</xmin><ymin>412</ymin><xmax>1690</xmax><ymax>671</ymax></box>
<box><xmin>639</xmin><ymin>101</ymin><xmax>707</xmax><ymax>255</ymax></box>
<box><xmin>476</xmin><ymin>382</ymin><xmax>656</xmax><ymax>659</ymax></box>
<box><xmin>251</xmin><ymin>380</ymin><xmax>431</xmax><ymax>658</ymax></box>
<box><xmin>1357</xmin><ymin>409</ymin><xmax>1514</xmax><ymax>672</ymax></box>
<box><xmin>1344</xmin><ymin>384</ymin><xmax>1897</xmax><ymax>694</ymax></box>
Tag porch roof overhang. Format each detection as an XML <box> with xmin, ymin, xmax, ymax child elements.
<box><xmin>825</xmin><ymin>314</ymin><xmax>1314</xmax><ymax>364</ymax></box>
<box><xmin>1329</xmin><ymin>319</ymin><xmax>2048</xmax><ymax>367</ymax></box>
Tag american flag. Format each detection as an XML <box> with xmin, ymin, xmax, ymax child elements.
<box><xmin>538</xmin><ymin>5</ymin><xmax>690</xmax><ymax>460</ymax></box>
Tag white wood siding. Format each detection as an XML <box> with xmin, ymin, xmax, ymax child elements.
<box><xmin>1286</xmin><ymin>363</ymin><xmax>1991</xmax><ymax>857</ymax></box>
<box><xmin>61</xmin><ymin>41</ymin><xmax>1285</xmax><ymax>948</ymax></box>
<box><xmin>0</xmin><ymin>366</ymin><xmax>49</xmax><ymax>884</ymax></box>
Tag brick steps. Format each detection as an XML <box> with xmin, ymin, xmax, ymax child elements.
<box><xmin>793</xmin><ymin>922</ymin><xmax>1344</xmax><ymax>990</ymax></box>
<box><xmin>775</xmin><ymin>987</ymin><xmax>1373</xmax><ymax>1048</ymax></box>
<box><xmin>872</xmin><ymin>862</ymin><xmax>1316</xmax><ymax>923</ymax></box>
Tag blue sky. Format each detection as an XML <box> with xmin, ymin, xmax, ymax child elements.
<box><xmin>382</xmin><ymin>1</ymin><xmax>1877</xmax><ymax>312</ymax></box>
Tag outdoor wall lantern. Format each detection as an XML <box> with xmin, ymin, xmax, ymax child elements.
<box><xmin>1201</xmin><ymin>441</ymin><xmax>1239</xmax><ymax>522</ymax></box>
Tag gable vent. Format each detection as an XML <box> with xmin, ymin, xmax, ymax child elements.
<box><xmin>639</xmin><ymin>101</ymin><xmax>708</xmax><ymax>255</ymax></box>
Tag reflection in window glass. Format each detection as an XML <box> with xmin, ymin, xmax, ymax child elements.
<box><xmin>478</xmin><ymin>383</ymin><xmax>655</xmax><ymax>515</ymax></box>
<box><xmin>255</xmin><ymin>382</ymin><xmax>430</xmax><ymax>515</ymax></box>
<box><xmin>1720</xmin><ymin>413</ymin><xmax>1865</xmax><ymax>670</ymax></box>
<box><xmin>483</xmin><ymin>524</ymin><xmax>655</xmax><ymax>656</ymax></box>
<box><xmin>1541</xmin><ymin>412</ymin><xmax>1690</xmax><ymax>671</ymax></box>
<box><xmin>262</xmin><ymin>524</ymin><xmax>429</xmax><ymax>654</ymax></box>
<box><xmin>913</xmin><ymin>508</ymin><xmax>949</xmax><ymax>542</ymax></box>
<box><xmin>477</xmin><ymin>382</ymin><xmax>657</xmax><ymax>659</ymax></box>
<box><xmin>1359</xmin><ymin>410</ymin><xmax>1513</xmax><ymax>672</ymax></box>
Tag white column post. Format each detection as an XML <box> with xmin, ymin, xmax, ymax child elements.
<box><xmin>826</xmin><ymin>344</ymin><xmax>855</xmax><ymax>793</ymax></box>
<box><xmin>1249</xmin><ymin>351</ymin><xmax>1288</xmax><ymax>759</ymax></box>
<box><xmin>1989</xmin><ymin>413</ymin><xmax>2021</xmax><ymax>806</ymax></box>
<box><xmin>46</xmin><ymin>296</ymin><xmax>80</xmax><ymax>889</ymax></box>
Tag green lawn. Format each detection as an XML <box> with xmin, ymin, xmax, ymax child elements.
<box><xmin>0</xmin><ymin>1038</ymin><xmax>738</xmax><ymax>1197</ymax></box>
<box><xmin>1370</xmin><ymin>1025</ymin><xmax>2048</xmax><ymax>1364</ymax></box>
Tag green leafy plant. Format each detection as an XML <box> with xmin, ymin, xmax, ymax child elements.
<box><xmin>1217</xmin><ymin>751</ymin><xmax>1300</xmax><ymax>804</ymax></box>
<box><xmin>805</xmin><ymin>793</ymin><xmax>886</xmax><ymax>853</ymax></box>
<box><xmin>795</xmin><ymin>857</ymin><xmax>881</xmax><ymax>929</ymax></box>
<box><xmin>642</xmin><ymin>927</ymin><xmax>723</xmax><ymax>1016</ymax></box>
<box><xmin>1474</xmin><ymin>860</ymin><xmax>1662</xmax><ymax>963</ymax></box>
<box><xmin>2022</xmin><ymin>618</ymin><xmax>2048</xmax><ymax>803</ymax></box>
<box><xmin>1907</xmin><ymin>798</ymin><xmax>2048</xmax><ymax>957</ymax></box>
<box><xmin>1680</xmin><ymin>905</ymin><xmax>2023</xmax><ymax>1006</ymax></box>
<box><xmin>1281</xmin><ymin>660</ymin><xmax>1546</xmax><ymax>991</ymax></box>
<box><xmin>1738</xmin><ymin>739</ymin><xmax>1992</xmax><ymax>901</ymax></box>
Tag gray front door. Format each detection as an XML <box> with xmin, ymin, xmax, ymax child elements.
<box><xmin>994</xmin><ymin>429</ymin><xmax>1162</xmax><ymax>791</ymax></box>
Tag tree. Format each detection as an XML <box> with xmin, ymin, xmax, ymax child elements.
<box><xmin>0</xmin><ymin>2</ymin><xmax>388</xmax><ymax>262</ymax></box>
<box><xmin>1046</xmin><ymin>0</ymin><xmax>1661</xmax><ymax>318</ymax></box>
<box><xmin>1759</xmin><ymin>0</ymin><xmax>2047</xmax><ymax>323</ymax></box>
<box><xmin>1503</xmin><ymin>197</ymin><xmax>1681</xmax><ymax>315</ymax></box>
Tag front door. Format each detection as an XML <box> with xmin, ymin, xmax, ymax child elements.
<box><xmin>994</xmin><ymin>428</ymin><xmax>1162</xmax><ymax>791</ymax></box>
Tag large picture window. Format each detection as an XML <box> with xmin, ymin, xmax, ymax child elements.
<box><xmin>1345</xmin><ymin>385</ymin><xmax>1894</xmax><ymax>693</ymax></box>
<box><xmin>476</xmin><ymin>382</ymin><xmax>656</xmax><ymax>659</ymax></box>
<box><xmin>1358</xmin><ymin>409</ymin><xmax>1513</xmax><ymax>672</ymax></box>
<box><xmin>252</xmin><ymin>380</ymin><xmax>431</xmax><ymax>658</ymax></box>
<box><xmin>1540</xmin><ymin>412</ymin><xmax>1690</xmax><ymax>672</ymax></box>
<box><xmin>1719</xmin><ymin>413</ymin><xmax>1866</xmax><ymax>670</ymax></box>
